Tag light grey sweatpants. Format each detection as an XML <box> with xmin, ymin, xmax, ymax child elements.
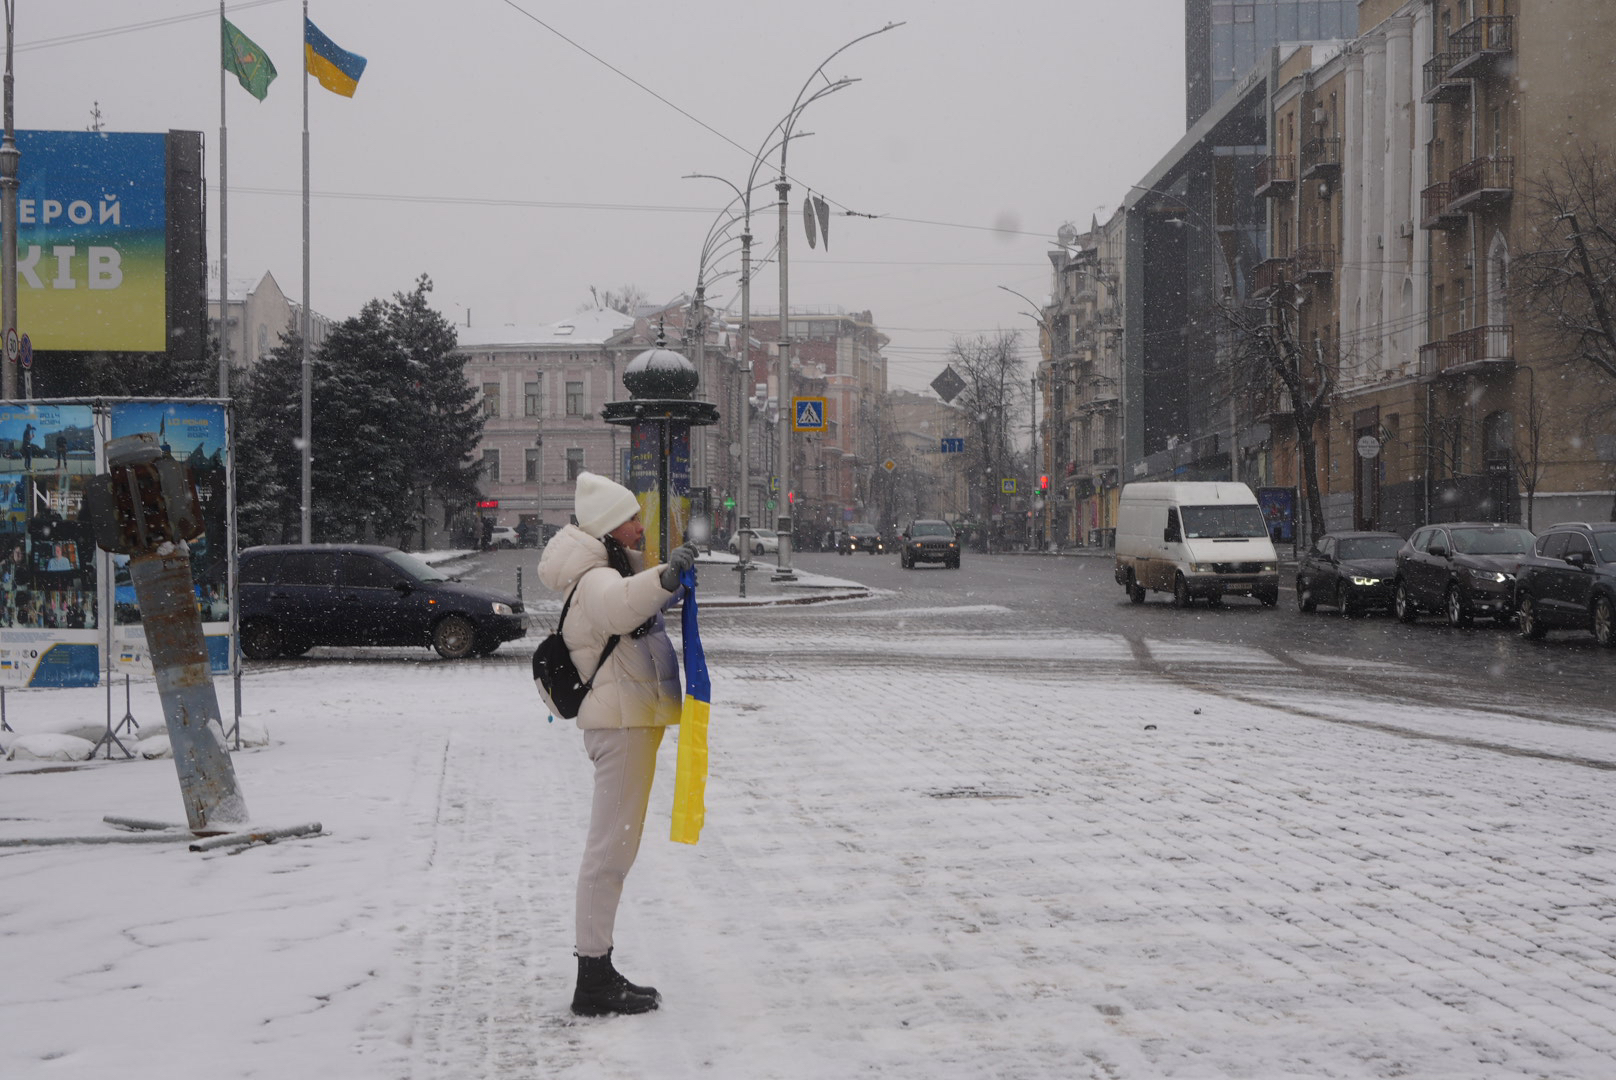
<box><xmin>576</xmin><ymin>725</ymin><xmax>665</xmax><ymax>957</ymax></box>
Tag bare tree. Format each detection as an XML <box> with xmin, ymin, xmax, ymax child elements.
<box><xmin>1515</xmin><ymin>143</ymin><xmax>1616</xmax><ymax>518</ymax></box>
<box><xmin>1515</xmin><ymin>144</ymin><xmax>1616</xmax><ymax>384</ymax></box>
<box><xmin>1216</xmin><ymin>291</ymin><xmax>1332</xmax><ymax>540</ymax></box>
<box><xmin>1514</xmin><ymin>381</ymin><xmax>1548</xmax><ymax>531</ymax></box>
<box><xmin>946</xmin><ymin>331</ymin><xmax>1025</xmax><ymax>550</ymax></box>
<box><xmin>582</xmin><ymin>284</ymin><xmax>649</xmax><ymax>315</ymax></box>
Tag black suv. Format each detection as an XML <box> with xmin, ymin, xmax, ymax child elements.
<box><xmin>1295</xmin><ymin>531</ymin><xmax>1402</xmax><ymax>615</ymax></box>
<box><xmin>1513</xmin><ymin>522</ymin><xmax>1616</xmax><ymax>646</ymax></box>
<box><xmin>847</xmin><ymin>522</ymin><xmax>884</xmax><ymax>555</ymax></box>
<box><xmin>1393</xmin><ymin>522</ymin><xmax>1535</xmax><ymax>627</ymax></box>
<box><xmin>900</xmin><ymin>519</ymin><xmax>960</xmax><ymax>569</ymax></box>
<box><xmin>239</xmin><ymin>544</ymin><xmax>526</xmax><ymax>660</ymax></box>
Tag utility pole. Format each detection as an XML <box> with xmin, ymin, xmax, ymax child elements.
<box><xmin>1</xmin><ymin>1</ymin><xmax>19</xmax><ymax>403</ymax></box>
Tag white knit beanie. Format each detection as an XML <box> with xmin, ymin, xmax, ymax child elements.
<box><xmin>574</xmin><ymin>471</ymin><xmax>641</xmax><ymax>538</ymax></box>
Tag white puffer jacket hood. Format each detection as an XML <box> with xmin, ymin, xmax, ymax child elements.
<box><xmin>536</xmin><ymin>524</ymin><xmax>681</xmax><ymax>730</ymax></box>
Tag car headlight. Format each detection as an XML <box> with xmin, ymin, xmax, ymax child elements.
<box><xmin>1261</xmin><ymin>563</ymin><xmax>1277</xmax><ymax>573</ymax></box>
<box><xmin>491</xmin><ymin>602</ymin><xmax>515</xmax><ymax>616</ymax></box>
<box><xmin>1349</xmin><ymin>576</ymin><xmax>1380</xmax><ymax>586</ymax></box>
<box><xmin>1470</xmin><ymin>570</ymin><xmax>1508</xmax><ymax>584</ymax></box>
<box><xmin>1190</xmin><ymin>563</ymin><xmax>1215</xmax><ymax>573</ymax></box>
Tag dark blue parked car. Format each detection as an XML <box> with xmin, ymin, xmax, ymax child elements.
<box><xmin>238</xmin><ymin>544</ymin><xmax>525</xmax><ymax>660</ymax></box>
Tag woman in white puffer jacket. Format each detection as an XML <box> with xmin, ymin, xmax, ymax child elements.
<box><xmin>536</xmin><ymin>471</ymin><xmax>696</xmax><ymax>1017</ymax></box>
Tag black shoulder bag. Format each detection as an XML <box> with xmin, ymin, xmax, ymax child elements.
<box><xmin>531</xmin><ymin>584</ymin><xmax>621</xmax><ymax>719</ymax></box>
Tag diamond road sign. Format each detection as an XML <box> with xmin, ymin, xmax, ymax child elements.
<box><xmin>882</xmin><ymin>459</ymin><xmax>897</xmax><ymax>473</ymax></box>
<box><xmin>930</xmin><ymin>364</ymin><xmax>966</xmax><ymax>403</ymax></box>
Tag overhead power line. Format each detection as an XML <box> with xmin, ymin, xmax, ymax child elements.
<box><xmin>19</xmin><ymin>0</ymin><xmax>287</xmax><ymax>51</ymax></box>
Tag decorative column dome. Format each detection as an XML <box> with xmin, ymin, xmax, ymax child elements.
<box><xmin>622</xmin><ymin>346</ymin><xmax>698</xmax><ymax>400</ymax></box>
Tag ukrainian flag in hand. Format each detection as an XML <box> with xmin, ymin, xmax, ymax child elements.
<box><xmin>305</xmin><ymin>17</ymin><xmax>366</xmax><ymax>97</ymax></box>
<box><xmin>670</xmin><ymin>567</ymin><xmax>710</xmax><ymax>845</ymax></box>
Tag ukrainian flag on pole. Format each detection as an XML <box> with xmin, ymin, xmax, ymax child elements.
<box><xmin>304</xmin><ymin>16</ymin><xmax>367</xmax><ymax>97</ymax></box>
<box><xmin>670</xmin><ymin>567</ymin><xmax>710</xmax><ymax>845</ymax></box>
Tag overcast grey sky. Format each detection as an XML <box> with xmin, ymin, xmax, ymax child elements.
<box><xmin>18</xmin><ymin>0</ymin><xmax>1186</xmax><ymax>391</ymax></box>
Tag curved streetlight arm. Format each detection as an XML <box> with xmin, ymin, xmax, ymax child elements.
<box><xmin>774</xmin><ymin>81</ymin><xmax>854</xmax><ymax>178</ymax></box>
<box><xmin>997</xmin><ymin>284</ymin><xmax>1056</xmax><ymax>339</ymax></box>
<box><xmin>689</xmin><ymin>130</ymin><xmax>808</xmax><ymax>215</ymax></box>
<box><xmin>699</xmin><ymin>234</ymin><xmax>748</xmax><ymax>281</ymax></box>
<box><xmin>698</xmin><ymin>211</ymin><xmax>746</xmax><ymax>271</ymax></box>
<box><xmin>783</xmin><ymin>21</ymin><xmax>903</xmax><ymax>140</ymax></box>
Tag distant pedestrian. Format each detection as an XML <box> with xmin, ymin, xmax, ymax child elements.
<box><xmin>536</xmin><ymin>471</ymin><xmax>697</xmax><ymax>1017</ymax></box>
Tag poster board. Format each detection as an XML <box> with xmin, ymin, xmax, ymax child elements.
<box><xmin>0</xmin><ymin>399</ymin><xmax>233</xmax><ymax>688</ymax></box>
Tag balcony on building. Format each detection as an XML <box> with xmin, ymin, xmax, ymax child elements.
<box><xmin>1419</xmin><ymin>324</ymin><xmax>1513</xmax><ymax>376</ymax></box>
<box><xmin>1301</xmin><ymin>137</ymin><xmax>1340</xmax><ymax>181</ymax></box>
<box><xmin>1252</xmin><ymin>255</ymin><xmax>1291</xmax><ymax>297</ymax></box>
<box><xmin>1084</xmin><ymin>386</ymin><xmax>1120</xmax><ymax>411</ymax></box>
<box><xmin>1447</xmin><ymin>156</ymin><xmax>1514</xmax><ymax>213</ymax></box>
<box><xmin>1448</xmin><ymin>16</ymin><xmax>1514</xmax><ymax>79</ymax></box>
<box><xmin>1452</xmin><ymin>323</ymin><xmax>1514</xmax><ymax>368</ymax></box>
<box><xmin>1254</xmin><ymin>154</ymin><xmax>1296</xmax><ymax>199</ymax></box>
<box><xmin>1421</xmin><ymin>53</ymin><xmax>1470</xmax><ymax>104</ymax></box>
<box><xmin>1420</xmin><ymin>181</ymin><xmax>1466</xmax><ymax>230</ymax></box>
<box><xmin>1293</xmin><ymin>245</ymin><xmax>1336</xmax><ymax>281</ymax></box>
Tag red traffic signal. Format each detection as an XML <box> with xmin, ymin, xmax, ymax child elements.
<box><xmin>1039</xmin><ymin>474</ymin><xmax>1050</xmax><ymax>491</ymax></box>
<box><xmin>787</xmin><ymin>490</ymin><xmax>796</xmax><ymax>505</ymax></box>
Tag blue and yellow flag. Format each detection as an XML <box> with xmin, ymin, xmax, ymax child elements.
<box><xmin>304</xmin><ymin>17</ymin><xmax>366</xmax><ymax>98</ymax></box>
<box><xmin>670</xmin><ymin>567</ymin><xmax>710</xmax><ymax>845</ymax></box>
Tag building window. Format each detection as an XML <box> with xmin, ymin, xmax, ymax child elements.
<box><xmin>566</xmin><ymin>381</ymin><xmax>585</xmax><ymax>416</ymax></box>
<box><xmin>524</xmin><ymin>381</ymin><xmax>542</xmax><ymax>417</ymax></box>
<box><xmin>525</xmin><ymin>447</ymin><xmax>541</xmax><ymax>482</ymax></box>
<box><xmin>482</xmin><ymin>448</ymin><xmax>500</xmax><ymax>484</ymax></box>
<box><xmin>482</xmin><ymin>381</ymin><xmax>501</xmax><ymax>418</ymax></box>
<box><xmin>566</xmin><ymin>448</ymin><xmax>584</xmax><ymax>482</ymax></box>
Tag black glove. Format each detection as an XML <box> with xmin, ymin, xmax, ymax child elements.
<box><xmin>659</xmin><ymin>543</ymin><xmax>698</xmax><ymax>592</ymax></box>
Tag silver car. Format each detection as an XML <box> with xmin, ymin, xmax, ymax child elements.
<box><xmin>728</xmin><ymin>528</ymin><xmax>779</xmax><ymax>555</ymax></box>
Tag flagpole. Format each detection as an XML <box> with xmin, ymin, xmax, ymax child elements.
<box><xmin>300</xmin><ymin>0</ymin><xmax>312</xmax><ymax>544</ymax></box>
<box><xmin>218</xmin><ymin>1</ymin><xmax>229</xmax><ymax>398</ymax></box>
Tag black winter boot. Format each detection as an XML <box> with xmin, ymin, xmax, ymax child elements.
<box><xmin>571</xmin><ymin>949</ymin><xmax>660</xmax><ymax>1016</ymax></box>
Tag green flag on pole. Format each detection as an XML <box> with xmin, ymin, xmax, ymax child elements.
<box><xmin>223</xmin><ymin>19</ymin><xmax>277</xmax><ymax>101</ymax></box>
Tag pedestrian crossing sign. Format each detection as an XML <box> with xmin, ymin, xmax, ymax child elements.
<box><xmin>792</xmin><ymin>397</ymin><xmax>828</xmax><ymax>432</ymax></box>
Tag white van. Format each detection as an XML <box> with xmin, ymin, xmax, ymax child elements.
<box><xmin>1113</xmin><ymin>482</ymin><xmax>1280</xmax><ymax>607</ymax></box>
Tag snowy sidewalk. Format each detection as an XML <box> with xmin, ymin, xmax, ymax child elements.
<box><xmin>3</xmin><ymin>616</ymin><xmax>1616</xmax><ymax>1078</ymax></box>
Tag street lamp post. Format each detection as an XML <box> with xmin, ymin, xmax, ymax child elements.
<box><xmin>769</xmin><ymin>22</ymin><xmax>902</xmax><ymax>579</ymax></box>
<box><xmin>685</xmin><ymin>161</ymin><xmax>791</xmax><ymax>578</ymax></box>
<box><xmin>998</xmin><ymin>284</ymin><xmax>1056</xmax><ymax>547</ymax></box>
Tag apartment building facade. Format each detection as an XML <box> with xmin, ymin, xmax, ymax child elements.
<box><xmin>1256</xmin><ymin>0</ymin><xmax>1616</xmax><ymax>537</ymax></box>
<box><xmin>747</xmin><ymin>309</ymin><xmax>889</xmax><ymax>547</ymax></box>
<box><xmin>1039</xmin><ymin>210</ymin><xmax>1126</xmax><ymax>546</ymax></box>
<box><xmin>208</xmin><ymin>270</ymin><xmax>334</xmax><ymax>381</ymax></box>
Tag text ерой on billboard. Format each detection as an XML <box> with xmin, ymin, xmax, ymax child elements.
<box><xmin>1</xmin><ymin>130</ymin><xmax>206</xmax><ymax>358</ymax></box>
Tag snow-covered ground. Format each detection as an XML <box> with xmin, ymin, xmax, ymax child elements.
<box><xmin>3</xmin><ymin>603</ymin><xmax>1616</xmax><ymax>1079</ymax></box>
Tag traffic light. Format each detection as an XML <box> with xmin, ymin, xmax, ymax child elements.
<box><xmin>787</xmin><ymin>490</ymin><xmax>796</xmax><ymax>505</ymax></box>
<box><xmin>1039</xmin><ymin>474</ymin><xmax>1050</xmax><ymax>492</ymax></box>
